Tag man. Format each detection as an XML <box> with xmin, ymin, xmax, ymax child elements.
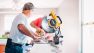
<box><xmin>5</xmin><ymin>2</ymin><xmax>40</xmax><ymax>53</ymax></box>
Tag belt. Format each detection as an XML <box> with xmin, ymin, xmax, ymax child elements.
<box><xmin>8</xmin><ymin>38</ymin><xmax>34</xmax><ymax>47</ymax></box>
<box><xmin>12</xmin><ymin>42</ymin><xmax>34</xmax><ymax>47</ymax></box>
<box><xmin>12</xmin><ymin>42</ymin><xmax>22</xmax><ymax>47</ymax></box>
<box><xmin>25</xmin><ymin>43</ymin><xmax>34</xmax><ymax>46</ymax></box>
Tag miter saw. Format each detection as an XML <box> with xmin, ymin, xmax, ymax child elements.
<box><xmin>41</xmin><ymin>9</ymin><xmax>63</xmax><ymax>45</ymax></box>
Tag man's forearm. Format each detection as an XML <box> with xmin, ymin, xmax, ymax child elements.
<box><xmin>18</xmin><ymin>24</ymin><xmax>35</xmax><ymax>39</ymax></box>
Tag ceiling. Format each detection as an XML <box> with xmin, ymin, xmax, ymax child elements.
<box><xmin>0</xmin><ymin>0</ymin><xmax>63</xmax><ymax>9</ymax></box>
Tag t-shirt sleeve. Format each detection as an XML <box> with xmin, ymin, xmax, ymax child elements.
<box><xmin>19</xmin><ymin>21</ymin><xmax>26</xmax><ymax>25</ymax></box>
<box><xmin>17</xmin><ymin>18</ymin><xmax>26</xmax><ymax>25</ymax></box>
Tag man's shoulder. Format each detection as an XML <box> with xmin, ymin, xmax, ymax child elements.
<box><xmin>15</xmin><ymin>13</ymin><xmax>25</xmax><ymax>20</ymax></box>
<box><xmin>16</xmin><ymin>13</ymin><xmax>22</xmax><ymax>18</ymax></box>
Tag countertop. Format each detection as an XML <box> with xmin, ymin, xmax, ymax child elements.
<box><xmin>0</xmin><ymin>39</ymin><xmax>7</xmax><ymax>45</ymax></box>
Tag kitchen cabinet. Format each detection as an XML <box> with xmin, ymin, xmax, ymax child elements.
<box><xmin>0</xmin><ymin>39</ymin><xmax>7</xmax><ymax>53</ymax></box>
<box><xmin>0</xmin><ymin>45</ymin><xmax>5</xmax><ymax>53</ymax></box>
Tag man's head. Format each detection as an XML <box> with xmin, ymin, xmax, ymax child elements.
<box><xmin>22</xmin><ymin>2</ymin><xmax>34</xmax><ymax>17</ymax></box>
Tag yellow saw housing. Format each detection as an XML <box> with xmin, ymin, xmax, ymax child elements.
<box><xmin>49</xmin><ymin>9</ymin><xmax>61</xmax><ymax>27</ymax></box>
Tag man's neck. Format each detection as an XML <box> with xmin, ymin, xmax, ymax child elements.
<box><xmin>22</xmin><ymin>12</ymin><xmax>29</xmax><ymax>18</ymax></box>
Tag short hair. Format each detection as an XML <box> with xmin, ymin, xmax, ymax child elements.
<box><xmin>23</xmin><ymin>2</ymin><xmax>34</xmax><ymax>11</ymax></box>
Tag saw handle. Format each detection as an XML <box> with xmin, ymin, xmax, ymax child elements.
<box><xmin>57</xmin><ymin>16</ymin><xmax>62</xmax><ymax>24</ymax></box>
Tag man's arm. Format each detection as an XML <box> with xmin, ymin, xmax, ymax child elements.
<box><xmin>17</xmin><ymin>24</ymin><xmax>36</xmax><ymax>39</ymax></box>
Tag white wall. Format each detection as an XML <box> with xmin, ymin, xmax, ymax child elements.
<box><xmin>0</xmin><ymin>14</ymin><xmax>5</xmax><ymax>35</ymax></box>
<box><xmin>32</xmin><ymin>8</ymin><xmax>58</xmax><ymax>15</ymax></box>
<box><xmin>58</xmin><ymin>0</ymin><xmax>80</xmax><ymax>53</ymax></box>
<box><xmin>82</xmin><ymin>0</ymin><xmax>94</xmax><ymax>53</ymax></box>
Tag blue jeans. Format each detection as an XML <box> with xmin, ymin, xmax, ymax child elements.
<box><xmin>5</xmin><ymin>38</ymin><xmax>23</xmax><ymax>53</ymax></box>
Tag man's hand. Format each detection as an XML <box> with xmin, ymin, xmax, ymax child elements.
<box><xmin>33</xmin><ymin>36</ymin><xmax>41</xmax><ymax>42</ymax></box>
<box><xmin>36</xmin><ymin>28</ymin><xmax>45</xmax><ymax>36</ymax></box>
